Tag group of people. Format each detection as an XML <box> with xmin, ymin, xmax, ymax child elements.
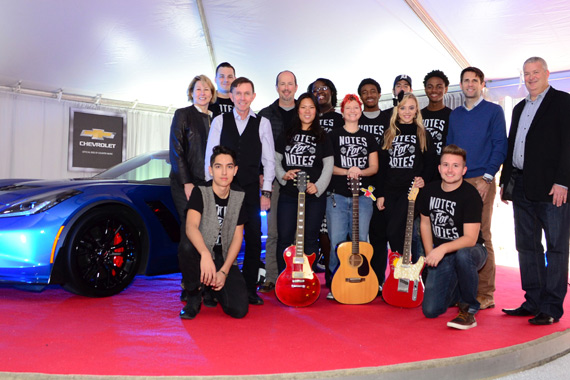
<box><xmin>168</xmin><ymin>57</ymin><xmax>570</xmax><ymax>331</ymax></box>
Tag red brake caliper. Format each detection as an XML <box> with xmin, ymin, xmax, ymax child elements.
<box><xmin>112</xmin><ymin>233</ymin><xmax>124</xmax><ymax>275</ymax></box>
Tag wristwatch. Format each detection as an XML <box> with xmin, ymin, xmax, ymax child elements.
<box><xmin>261</xmin><ymin>191</ymin><xmax>272</xmax><ymax>199</ymax></box>
<box><xmin>482</xmin><ymin>175</ymin><xmax>493</xmax><ymax>185</ymax></box>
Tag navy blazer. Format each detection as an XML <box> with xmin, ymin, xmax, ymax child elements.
<box><xmin>500</xmin><ymin>87</ymin><xmax>570</xmax><ymax>202</ymax></box>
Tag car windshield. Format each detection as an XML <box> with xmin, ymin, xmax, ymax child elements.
<box><xmin>94</xmin><ymin>151</ymin><xmax>171</xmax><ymax>182</ymax></box>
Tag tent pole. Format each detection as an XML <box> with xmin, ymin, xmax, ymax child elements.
<box><xmin>196</xmin><ymin>0</ymin><xmax>217</xmax><ymax>74</ymax></box>
<box><xmin>404</xmin><ymin>0</ymin><xmax>470</xmax><ymax>69</ymax></box>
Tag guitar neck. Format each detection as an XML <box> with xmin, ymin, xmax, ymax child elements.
<box><xmin>295</xmin><ymin>191</ymin><xmax>306</xmax><ymax>257</ymax></box>
<box><xmin>402</xmin><ymin>199</ymin><xmax>415</xmax><ymax>265</ymax></box>
<box><xmin>352</xmin><ymin>193</ymin><xmax>359</xmax><ymax>254</ymax></box>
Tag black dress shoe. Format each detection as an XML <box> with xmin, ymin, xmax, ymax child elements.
<box><xmin>529</xmin><ymin>312</ymin><xmax>559</xmax><ymax>325</ymax></box>
<box><xmin>248</xmin><ymin>292</ymin><xmax>264</xmax><ymax>305</ymax></box>
<box><xmin>502</xmin><ymin>306</ymin><xmax>534</xmax><ymax>316</ymax></box>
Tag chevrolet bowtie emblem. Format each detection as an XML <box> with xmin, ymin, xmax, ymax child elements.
<box><xmin>80</xmin><ymin>129</ymin><xmax>116</xmax><ymax>140</ymax></box>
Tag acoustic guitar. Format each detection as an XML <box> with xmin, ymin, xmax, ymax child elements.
<box><xmin>382</xmin><ymin>183</ymin><xmax>425</xmax><ymax>308</ymax></box>
<box><xmin>330</xmin><ymin>177</ymin><xmax>379</xmax><ymax>304</ymax></box>
<box><xmin>275</xmin><ymin>172</ymin><xmax>321</xmax><ymax>307</ymax></box>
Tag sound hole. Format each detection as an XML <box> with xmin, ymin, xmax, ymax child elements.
<box><xmin>348</xmin><ymin>254</ymin><xmax>363</xmax><ymax>268</ymax></box>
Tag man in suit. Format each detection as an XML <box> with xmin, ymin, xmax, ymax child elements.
<box><xmin>500</xmin><ymin>56</ymin><xmax>570</xmax><ymax>325</ymax></box>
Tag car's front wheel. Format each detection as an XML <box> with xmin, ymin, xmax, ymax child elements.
<box><xmin>63</xmin><ymin>206</ymin><xmax>143</xmax><ymax>297</ymax></box>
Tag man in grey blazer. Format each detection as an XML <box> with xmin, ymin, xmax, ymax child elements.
<box><xmin>500</xmin><ymin>56</ymin><xmax>570</xmax><ymax>325</ymax></box>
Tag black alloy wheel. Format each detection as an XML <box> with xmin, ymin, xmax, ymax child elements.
<box><xmin>63</xmin><ymin>206</ymin><xmax>143</xmax><ymax>297</ymax></box>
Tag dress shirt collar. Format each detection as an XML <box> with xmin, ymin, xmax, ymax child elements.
<box><xmin>525</xmin><ymin>85</ymin><xmax>550</xmax><ymax>103</ymax></box>
<box><xmin>232</xmin><ymin>107</ymin><xmax>257</xmax><ymax>121</ymax></box>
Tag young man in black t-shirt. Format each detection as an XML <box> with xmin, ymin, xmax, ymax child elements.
<box><xmin>421</xmin><ymin>70</ymin><xmax>452</xmax><ymax>158</ymax></box>
<box><xmin>208</xmin><ymin>62</ymin><xmax>236</xmax><ymax>118</ymax></box>
<box><xmin>418</xmin><ymin>145</ymin><xmax>487</xmax><ymax>330</ymax></box>
<box><xmin>179</xmin><ymin>146</ymin><xmax>248</xmax><ymax>319</ymax></box>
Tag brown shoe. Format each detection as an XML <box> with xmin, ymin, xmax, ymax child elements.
<box><xmin>447</xmin><ymin>310</ymin><xmax>477</xmax><ymax>330</ymax></box>
<box><xmin>258</xmin><ymin>281</ymin><xmax>275</xmax><ymax>293</ymax></box>
<box><xmin>477</xmin><ymin>296</ymin><xmax>495</xmax><ymax>310</ymax></box>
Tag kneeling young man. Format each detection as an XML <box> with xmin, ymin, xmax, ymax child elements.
<box><xmin>178</xmin><ymin>145</ymin><xmax>249</xmax><ymax>319</ymax></box>
<box><xmin>418</xmin><ymin>144</ymin><xmax>487</xmax><ymax>329</ymax></box>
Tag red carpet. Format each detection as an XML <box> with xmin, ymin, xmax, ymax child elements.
<box><xmin>1</xmin><ymin>265</ymin><xmax>569</xmax><ymax>377</ymax></box>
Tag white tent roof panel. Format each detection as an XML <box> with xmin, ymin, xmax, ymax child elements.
<box><xmin>1</xmin><ymin>0</ymin><xmax>569</xmax><ymax>110</ymax></box>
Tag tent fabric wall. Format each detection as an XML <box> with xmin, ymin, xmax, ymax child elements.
<box><xmin>0</xmin><ymin>91</ymin><xmax>171</xmax><ymax>179</ymax></box>
<box><xmin>0</xmin><ymin>90</ymin><xmax>468</xmax><ymax>180</ymax></box>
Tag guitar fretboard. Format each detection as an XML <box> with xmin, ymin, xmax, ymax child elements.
<box><xmin>295</xmin><ymin>191</ymin><xmax>306</xmax><ymax>258</ymax></box>
<box><xmin>402</xmin><ymin>199</ymin><xmax>415</xmax><ymax>265</ymax></box>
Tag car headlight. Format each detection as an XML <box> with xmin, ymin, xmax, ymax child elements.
<box><xmin>0</xmin><ymin>189</ymin><xmax>82</xmax><ymax>217</ymax></box>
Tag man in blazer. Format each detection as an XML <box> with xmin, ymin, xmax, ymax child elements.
<box><xmin>500</xmin><ymin>56</ymin><xmax>570</xmax><ymax>325</ymax></box>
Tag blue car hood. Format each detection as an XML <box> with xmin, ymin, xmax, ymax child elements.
<box><xmin>0</xmin><ymin>178</ymin><xmax>128</xmax><ymax>206</ymax></box>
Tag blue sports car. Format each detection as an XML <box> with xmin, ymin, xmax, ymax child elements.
<box><xmin>0</xmin><ymin>150</ymin><xmax>181</xmax><ymax>297</ymax></box>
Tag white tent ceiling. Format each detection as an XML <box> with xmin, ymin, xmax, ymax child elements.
<box><xmin>1</xmin><ymin>0</ymin><xmax>570</xmax><ymax>111</ymax></box>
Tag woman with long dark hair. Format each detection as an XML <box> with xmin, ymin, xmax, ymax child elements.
<box><xmin>274</xmin><ymin>93</ymin><xmax>333</xmax><ymax>273</ymax></box>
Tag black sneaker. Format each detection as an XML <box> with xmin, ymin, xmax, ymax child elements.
<box><xmin>203</xmin><ymin>289</ymin><xmax>218</xmax><ymax>308</ymax></box>
<box><xmin>180</xmin><ymin>295</ymin><xmax>201</xmax><ymax>320</ymax></box>
<box><xmin>447</xmin><ymin>310</ymin><xmax>477</xmax><ymax>330</ymax></box>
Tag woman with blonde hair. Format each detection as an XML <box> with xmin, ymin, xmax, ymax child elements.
<box><xmin>376</xmin><ymin>92</ymin><xmax>437</xmax><ymax>261</ymax></box>
<box><xmin>169</xmin><ymin>74</ymin><xmax>217</xmax><ymax>304</ymax></box>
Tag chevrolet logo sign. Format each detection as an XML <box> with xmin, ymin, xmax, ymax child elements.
<box><xmin>80</xmin><ymin>129</ymin><xmax>116</xmax><ymax>140</ymax></box>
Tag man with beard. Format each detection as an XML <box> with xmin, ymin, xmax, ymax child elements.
<box><xmin>258</xmin><ymin>70</ymin><xmax>298</xmax><ymax>293</ymax></box>
<box><xmin>308</xmin><ymin>78</ymin><xmax>343</xmax><ymax>288</ymax></box>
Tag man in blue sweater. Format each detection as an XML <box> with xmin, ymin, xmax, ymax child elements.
<box><xmin>447</xmin><ymin>67</ymin><xmax>507</xmax><ymax>311</ymax></box>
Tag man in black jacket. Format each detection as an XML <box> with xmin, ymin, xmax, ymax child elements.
<box><xmin>257</xmin><ymin>70</ymin><xmax>298</xmax><ymax>292</ymax></box>
<box><xmin>500</xmin><ymin>56</ymin><xmax>570</xmax><ymax>325</ymax></box>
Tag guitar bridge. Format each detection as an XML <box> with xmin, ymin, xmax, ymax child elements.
<box><xmin>345</xmin><ymin>278</ymin><xmax>366</xmax><ymax>283</ymax></box>
<box><xmin>397</xmin><ymin>279</ymin><xmax>420</xmax><ymax>301</ymax></box>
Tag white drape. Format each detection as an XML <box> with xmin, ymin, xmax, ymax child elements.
<box><xmin>0</xmin><ymin>91</ymin><xmax>173</xmax><ymax>179</ymax></box>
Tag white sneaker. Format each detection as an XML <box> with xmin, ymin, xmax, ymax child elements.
<box><xmin>326</xmin><ymin>291</ymin><xmax>334</xmax><ymax>300</ymax></box>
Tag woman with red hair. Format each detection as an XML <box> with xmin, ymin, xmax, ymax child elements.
<box><xmin>326</xmin><ymin>94</ymin><xmax>379</xmax><ymax>299</ymax></box>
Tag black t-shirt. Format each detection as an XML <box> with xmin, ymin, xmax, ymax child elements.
<box><xmin>279</xmin><ymin>107</ymin><xmax>296</xmax><ymax>134</ymax></box>
<box><xmin>319</xmin><ymin>110</ymin><xmax>344</xmax><ymax>134</ymax></box>
<box><xmin>276</xmin><ymin>130</ymin><xmax>333</xmax><ymax>197</ymax></box>
<box><xmin>186</xmin><ymin>186</ymin><xmax>247</xmax><ymax>256</ymax></box>
<box><xmin>328</xmin><ymin>127</ymin><xmax>379</xmax><ymax>197</ymax></box>
<box><xmin>208</xmin><ymin>97</ymin><xmax>234</xmax><ymax>118</ymax></box>
<box><xmin>359</xmin><ymin>110</ymin><xmax>390</xmax><ymax>145</ymax></box>
<box><xmin>417</xmin><ymin>181</ymin><xmax>484</xmax><ymax>248</ymax></box>
<box><xmin>377</xmin><ymin>122</ymin><xmax>437</xmax><ymax>196</ymax></box>
<box><xmin>421</xmin><ymin>107</ymin><xmax>452</xmax><ymax>156</ymax></box>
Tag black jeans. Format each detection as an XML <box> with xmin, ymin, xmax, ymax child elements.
<box><xmin>178</xmin><ymin>238</ymin><xmax>248</xmax><ymax>318</ymax></box>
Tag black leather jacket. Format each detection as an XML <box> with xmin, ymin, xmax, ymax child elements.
<box><xmin>169</xmin><ymin>105</ymin><xmax>211</xmax><ymax>186</ymax></box>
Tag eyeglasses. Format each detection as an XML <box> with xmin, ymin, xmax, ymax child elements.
<box><xmin>312</xmin><ymin>86</ymin><xmax>329</xmax><ymax>93</ymax></box>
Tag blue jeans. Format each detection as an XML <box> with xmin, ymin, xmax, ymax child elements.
<box><xmin>513</xmin><ymin>174</ymin><xmax>570</xmax><ymax>319</ymax></box>
<box><xmin>422</xmin><ymin>244</ymin><xmax>487</xmax><ymax>318</ymax></box>
<box><xmin>326</xmin><ymin>194</ymin><xmax>373</xmax><ymax>273</ymax></box>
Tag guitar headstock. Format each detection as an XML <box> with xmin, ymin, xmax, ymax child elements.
<box><xmin>408</xmin><ymin>179</ymin><xmax>419</xmax><ymax>201</ymax></box>
<box><xmin>348</xmin><ymin>177</ymin><xmax>361</xmax><ymax>196</ymax></box>
<box><xmin>295</xmin><ymin>171</ymin><xmax>308</xmax><ymax>193</ymax></box>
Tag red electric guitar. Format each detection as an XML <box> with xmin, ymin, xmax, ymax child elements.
<box><xmin>382</xmin><ymin>183</ymin><xmax>425</xmax><ymax>308</ymax></box>
<box><xmin>275</xmin><ymin>172</ymin><xmax>321</xmax><ymax>307</ymax></box>
<box><xmin>330</xmin><ymin>177</ymin><xmax>379</xmax><ymax>304</ymax></box>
